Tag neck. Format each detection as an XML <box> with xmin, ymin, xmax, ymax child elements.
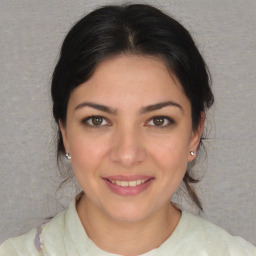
<box><xmin>76</xmin><ymin>194</ymin><xmax>181</xmax><ymax>256</ymax></box>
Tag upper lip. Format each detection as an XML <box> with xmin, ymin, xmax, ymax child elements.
<box><xmin>103</xmin><ymin>175</ymin><xmax>154</xmax><ymax>181</ymax></box>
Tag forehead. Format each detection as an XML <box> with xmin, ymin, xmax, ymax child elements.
<box><xmin>91</xmin><ymin>54</ymin><xmax>179</xmax><ymax>88</ymax></box>
<box><xmin>68</xmin><ymin>54</ymin><xmax>190</xmax><ymax>112</ymax></box>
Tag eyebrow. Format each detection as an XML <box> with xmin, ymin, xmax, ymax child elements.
<box><xmin>139</xmin><ymin>101</ymin><xmax>183</xmax><ymax>114</ymax></box>
<box><xmin>74</xmin><ymin>102</ymin><xmax>117</xmax><ymax>114</ymax></box>
<box><xmin>74</xmin><ymin>100</ymin><xmax>183</xmax><ymax>114</ymax></box>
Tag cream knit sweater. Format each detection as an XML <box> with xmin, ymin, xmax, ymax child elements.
<box><xmin>1</xmin><ymin>198</ymin><xmax>255</xmax><ymax>256</ymax></box>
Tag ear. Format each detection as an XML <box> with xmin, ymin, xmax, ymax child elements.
<box><xmin>188</xmin><ymin>112</ymin><xmax>205</xmax><ymax>161</ymax></box>
<box><xmin>59</xmin><ymin>120</ymin><xmax>70</xmax><ymax>153</ymax></box>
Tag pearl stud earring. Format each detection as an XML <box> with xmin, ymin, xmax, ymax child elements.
<box><xmin>190</xmin><ymin>151</ymin><xmax>195</xmax><ymax>156</ymax></box>
<box><xmin>65</xmin><ymin>152</ymin><xmax>72</xmax><ymax>160</ymax></box>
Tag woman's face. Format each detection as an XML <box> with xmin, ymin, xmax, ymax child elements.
<box><xmin>60</xmin><ymin>55</ymin><xmax>202</xmax><ymax>223</ymax></box>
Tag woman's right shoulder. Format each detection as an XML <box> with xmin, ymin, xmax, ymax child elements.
<box><xmin>0</xmin><ymin>209</ymin><xmax>67</xmax><ymax>256</ymax></box>
<box><xmin>0</xmin><ymin>228</ymin><xmax>39</xmax><ymax>256</ymax></box>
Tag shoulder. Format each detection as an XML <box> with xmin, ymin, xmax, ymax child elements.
<box><xmin>0</xmin><ymin>228</ymin><xmax>39</xmax><ymax>256</ymax></box>
<box><xmin>0</xmin><ymin>196</ymin><xmax>85</xmax><ymax>256</ymax></box>
<box><xmin>179</xmin><ymin>211</ymin><xmax>256</xmax><ymax>255</ymax></box>
<box><xmin>0</xmin><ymin>210</ymin><xmax>67</xmax><ymax>256</ymax></box>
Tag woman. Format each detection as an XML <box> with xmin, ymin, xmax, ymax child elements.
<box><xmin>1</xmin><ymin>3</ymin><xmax>255</xmax><ymax>255</ymax></box>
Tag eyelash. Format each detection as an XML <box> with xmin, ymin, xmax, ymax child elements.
<box><xmin>81</xmin><ymin>115</ymin><xmax>175</xmax><ymax>128</ymax></box>
<box><xmin>81</xmin><ymin>116</ymin><xmax>111</xmax><ymax>128</ymax></box>
<box><xmin>146</xmin><ymin>116</ymin><xmax>175</xmax><ymax>128</ymax></box>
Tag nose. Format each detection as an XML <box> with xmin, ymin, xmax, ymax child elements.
<box><xmin>109</xmin><ymin>125</ymin><xmax>147</xmax><ymax>168</ymax></box>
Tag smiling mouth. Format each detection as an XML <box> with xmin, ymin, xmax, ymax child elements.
<box><xmin>103</xmin><ymin>176</ymin><xmax>154</xmax><ymax>196</ymax></box>
<box><xmin>107</xmin><ymin>179</ymin><xmax>150</xmax><ymax>187</ymax></box>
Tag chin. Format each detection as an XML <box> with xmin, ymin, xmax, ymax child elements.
<box><xmin>104</xmin><ymin>204</ymin><xmax>153</xmax><ymax>223</ymax></box>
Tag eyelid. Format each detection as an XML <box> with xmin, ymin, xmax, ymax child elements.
<box><xmin>81</xmin><ymin>115</ymin><xmax>175</xmax><ymax>128</ymax></box>
<box><xmin>81</xmin><ymin>115</ymin><xmax>112</xmax><ymax>127</ymax></box>
<box><xmin>146</xmin><ymin>116</ymin><xmax>175</xmax><ymax>128</ymax></box>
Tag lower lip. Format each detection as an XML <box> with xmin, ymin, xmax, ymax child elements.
<box><xmin>103</xmin><ymin>179</ymin><xmax>154</xmax><ymax>196</ymax></box>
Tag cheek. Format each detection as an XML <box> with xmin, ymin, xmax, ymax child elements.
<box><xmin>150</xmin><ymin>134</ymin><xmax>190</xmax><ymax>168</ymax></box>
<box><xmin>157</xmin><ymin>145</ymin><xmax>188</xmax><ymax>190</ymax></box>
<box><xmin>69</xmin><ymin>135</ymin><xmax>108</xmax><ymax>174</ymax></box>
<box><xmin>155</xmin><ymin>146</ymin><xmax>188</xmax><ymax>180</ymax></box>
<box><xmin>148</xmin><ymin>135</ymin><xmax>190</xmax><ymax>191</ymax></box>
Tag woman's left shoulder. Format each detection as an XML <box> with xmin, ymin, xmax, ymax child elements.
<box><xmin>182</xmin><ymin>210</ymin><xmax>256</xmax><ymax>255</ymax></box>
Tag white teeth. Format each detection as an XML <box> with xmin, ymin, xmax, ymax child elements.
<box><xmin>120</xmin><ymin>181</ymin><xmax>129</xmax><ymax>187</ymax></box>
<box><xmin>128</xmin><ymin>181</ymin><xmax>137</xmax><ymax>187</ymax></box>
<box><xmin>136</xmin><ymin>180</ymin><xmax>142</xmax><ymax>185</ymax></box>
<box><xmin>109</xmin><ymin>179</ymin><xmax>148</xmax><ymax>187</ymax></box>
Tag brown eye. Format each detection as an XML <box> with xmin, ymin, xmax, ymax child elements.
<box><xmin>91</xmin><ymin>116</ymin><xmax>103</xmax><ymax>125</ymax></box>
<box><xmin>153</xmin><ymin>117</ymin><xmax>165</xmax><ymax>126</ymax></box>
<box><xmin>82</xmin><ymin>115</ymin><xmax>109</xmax><ymax>127</ymax></box>
<box><xmin>147</xmin><ymin>116</ymin><xmax>174</xmax><ymax>128</ymax></box>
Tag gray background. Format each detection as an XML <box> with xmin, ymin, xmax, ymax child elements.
<box><xmin>0</xmin><ymin>0</ymin><xmax>255</xmax><ymax>245</ymax></box>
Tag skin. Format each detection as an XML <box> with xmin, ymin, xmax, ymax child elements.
<box><xmin>60</xmin><ymin>54</ymin><xmax>204</xmax><ymax>255</ymax></box>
